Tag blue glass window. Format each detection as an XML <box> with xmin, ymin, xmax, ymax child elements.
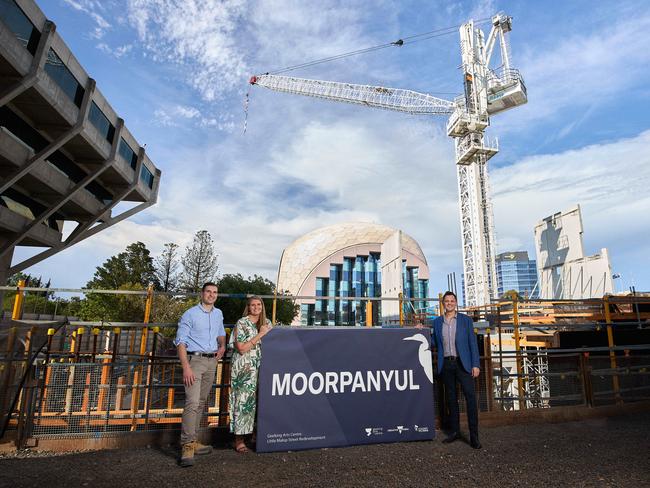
<box><xmin>118</xmin><ymin>138</ymin><xmax>138</xmax><ymax>169</ymax></box>
<box><xmin>0</xmin><ymin>0</ymin><xmax>40</xmax><ymax>54</ymax></box>
<box><xmin>88</xmin><ymin>102</ymin><xmax>115</xmax><ymax>144</ymax></box>
<box><xmin>140</xmin><ymin>165</ymin><xmax>154</xmax><ymax>189</ymax></box>
<box><xmin>44</xmin><ymin>48</ymin><xmax>84</xmax><ymax>107</ymax></box>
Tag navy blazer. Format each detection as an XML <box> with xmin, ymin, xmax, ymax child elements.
<box><xmin>432</xmin><ymin>312</ymin><xmax>480</xmax><ymax>375</ymax></box>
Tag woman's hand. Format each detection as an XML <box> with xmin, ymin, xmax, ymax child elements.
<box><xmin>259</xmin><ymin>323</ymin><xmax>272</xmax><ymax>337</ymax></box>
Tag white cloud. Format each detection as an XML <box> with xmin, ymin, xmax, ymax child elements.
<box><xmin>62</xmin><ymin>0</ymin><xmax>111</xmax><ymax>39</ymax></box>
<box><xmin>126</xmin><ymin>0</ymin><xmax>249</xmax><ymax>101</ymax></box>
<box><xmin>153</xmin><ymin>104</ymin><xmax>235</xmax><ymax>130</ymax></box>
<box><xmin>97</xmin><ymin>43</ymin><xmax>133</xmax><ymax>58</ymax></box>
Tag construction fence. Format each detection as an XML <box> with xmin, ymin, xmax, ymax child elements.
<box><xmin>0</xmin><ymin>285</ymin><xmax>649</xmax><ymax>449</ymax></box>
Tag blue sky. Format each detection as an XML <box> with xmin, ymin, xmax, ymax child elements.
<box><xmin>19</xmin><ymin>0</ymin><xmax>650</xmax><ymax>294</ymax></box>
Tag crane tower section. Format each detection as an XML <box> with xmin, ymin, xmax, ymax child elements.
<box><xmin>249</xmin><ymin>13</ymin><xmax>527</xmax><ymax>308</ymax></box>
<box><xmin>449</xmin><ymin>14</ymin><xmax>527</xmax><ymax>307</ymax></box>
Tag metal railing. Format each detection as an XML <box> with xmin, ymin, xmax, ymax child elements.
<box><xmin>4</xmin><ymin>336</ymin><xmax>648</xmax><ymax>444</ymax></box>
<box><xmin>1</xmin><ymin>285</ymin><xmax>649</xmax><ymax>448</ymax></box>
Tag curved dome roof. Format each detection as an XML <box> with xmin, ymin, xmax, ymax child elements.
<box><xmin>278</xmin><ymin>222</ymin><xmax>427</xmax><ymax>296</ymax></box>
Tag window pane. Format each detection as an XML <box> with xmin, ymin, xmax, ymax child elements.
<box><xmin>0</xmin><ymin>0</ymin><xmax>40</xmax><ymax>54</ymax></box>
<box><xmin>88</xmin><ymin>102</ymin><xmax>115</xmax><ymax>144</ymax></box>
<box><xmin>44</xmin><ymin>48</ymin><xmax>85</xmax><ymax>107</ymax></box>
<box><xmin>118</xmin><ymin>138</ymin><xmax>138</xmax><ymax>169</ymax></box>
<box><xmin>140</xmin><ymin>165</ymin><xmax>154</xmax><ymax>188</ymax></box>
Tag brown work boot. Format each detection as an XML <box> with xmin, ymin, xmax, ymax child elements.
<box><xmin>180</xmin><ymin>442</ymin><xmax>195</xmax><ymax>467</ymax></box>
<box><xmin>195</xmin><ymin>442</ymin><xmax>213</xmax><ymax>455</ymax></box>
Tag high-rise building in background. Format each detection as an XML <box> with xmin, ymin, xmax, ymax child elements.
<box><xmin>495</xmin><ymin>251</ymin><xmax>538</xmax><ymax>298</ymax></box>
<box><xmin>534</xmin><ymin>205</ymin><xmax>613</xmax><ymax>299</ymax></box>
<box><xmin>276</xmin><ymin>222</ymin><xmax>429</xmax><ymax>326</ymax></box>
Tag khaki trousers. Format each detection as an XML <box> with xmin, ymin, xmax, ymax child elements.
<box><xmin>180</xmin><ymin>355</ymin><xmax>217</xmax><ymax>445</ymax></box>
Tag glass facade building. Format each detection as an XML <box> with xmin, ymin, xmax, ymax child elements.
<box><xmin>496</xmin><ymin>251</ymin><xmax>538</xmax><ymax>298</ymax></box>
<box><xmin>278</xmin><ymin>222</ymin><xmax>430</xmax><ymax>326</ymax></box>
<box><xmin>300</xmin><ymin>252</ymin><xmax>428</xmax><ymax>326</ymax></box>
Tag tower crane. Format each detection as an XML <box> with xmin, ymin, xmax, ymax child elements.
<box><xmin>250</xmin><ymin>13</ymin><xmax>527</xmax><ymax>307</ymax></box>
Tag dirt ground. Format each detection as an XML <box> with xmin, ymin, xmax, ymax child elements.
<box><xmin>1</xmin><ymin>413</ymin><xmax>649</xmax><ymax>488</ymax></box>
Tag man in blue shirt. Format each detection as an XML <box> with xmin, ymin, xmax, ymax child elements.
<box><xmin>432</xmin><ymin>291</ymin><xmax>481</xmax><ymax>449</ymax></box>
<box><xmin>175</xmin><ymin>282</ymin><xmax>226</xmax><ymax>466</ymax></box>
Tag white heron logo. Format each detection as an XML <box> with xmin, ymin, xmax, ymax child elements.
<box><xmin>403</xmin><ymin>333</ymin><xmax>434</xmax><ymax>383</ymax></box>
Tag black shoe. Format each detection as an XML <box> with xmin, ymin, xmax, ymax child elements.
<box><xmin>442</xmin><ymin>432</ymin><xmax>461</xmax><ymax>444</ymax></box>
<box><xmin>470</xmin><ymin>438</ymin><xmax>482</xmax><ymax>449</ymax></box>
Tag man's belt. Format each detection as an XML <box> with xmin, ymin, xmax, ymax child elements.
<box><xmin>188</xmin><ymin>351</ymin><xmax>217</xmax><ymax>358</ymax></box>
<box><xmin>444</xmin><ymin>356</ymin><xmax>457</xmax><ymax>360</ymax></box>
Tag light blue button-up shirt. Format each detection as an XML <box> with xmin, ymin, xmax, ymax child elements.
<box><xmin>174</xmin><ymin>303</ymin><xmax>226</xmax><ymax>353</ymax></box>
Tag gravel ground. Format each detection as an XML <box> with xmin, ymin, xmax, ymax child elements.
<box><xmin>1</xmin><ymin>413</ymin><xmax>649</xmax><ymax>488</ymax></box>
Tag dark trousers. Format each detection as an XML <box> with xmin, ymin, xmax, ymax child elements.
<box><xmin>441</xmin><ymin>358</ymin><xmax>479</xmax><ymax>440</ymax></box>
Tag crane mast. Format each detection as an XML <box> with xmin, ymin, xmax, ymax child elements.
<box><xmin>250</xmin><ymin>13</ymin><xmax>527</xmax><ymax>307</ymax></box>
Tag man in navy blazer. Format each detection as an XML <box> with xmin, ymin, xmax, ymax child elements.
<box><xmin>432</xmin><ymin>291</ymin><xmax>481</xmax><ymax>449</ymax></box>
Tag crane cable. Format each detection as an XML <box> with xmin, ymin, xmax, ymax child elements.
<box><xmin>245</xmin><ymin>17</ymin><xmax>492</xmax><ymax>133</ymax></box>
<box><xmin>265</xmin><ymin>17</ymin><xmax>492</xmax><ymax>75</ymax></box>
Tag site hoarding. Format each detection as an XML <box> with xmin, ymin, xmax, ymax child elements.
<box><xmin>257</xmin><ymin>327</ymin><xmax>435</xmax><ymax>452</ymax></box>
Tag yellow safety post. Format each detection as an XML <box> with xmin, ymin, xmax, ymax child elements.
<box><xmin>69</xmin><ymin>330</ymin><xmax>77</xmax><ymax>360</ymax></box>
<box><xmin>91</xmin><ymin>328</ymin><xmax>100</xmax><ymax>362</ymax></box>
<box><xmin>137</xmin><ymin>286</ymin><xmax>154</xmax><ymax>430</ymax></box>
<box><xmin>438</xmin><ymin>293</ymin><xmax>443</xmax><ymax>317</ymax></box>
<box><xmin>272</xmin><ymin>290</ymin><xmax>278</xmax><ymax>326</ymax></box>
<box><xmin>399</xmin><ymin>293</ymin><xmax>404</xmax><ymax>327</ymax></box>
<box><xmin>76</xmin><ymin>327</ymin><xmax>85</xmax><ymax>361</ymax></box>
<box><xmin>65</xmin><ymin>329</ymin><xmax>77</xmax><ymax>414</ymax></box>
<box><xmin>512</xmin><ymin>297</ymin><xmax>526</xmax><ymax>410</ymax></box>
<box><xmin>366</xmin><ymin>300</ymin><xmax>373</xmax><ymax>327</ymax></box>
<box><xmin>11</xmin><ymin>279</ymin><xmax>26</xmax><ymax>320</ymax></box>
<box><xmin>143</xmin><ymin>284</ymin><xmax>154</xmax><ymax>324</ymax></box>
<box><xmin>603</xmin><ymin>296</ymin><xmax>622</xmax><ymax>404</ymax></box>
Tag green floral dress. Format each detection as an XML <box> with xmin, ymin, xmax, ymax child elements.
<box><xmin>229</xmin><ymin>317</ymin><xmax>269</xmax><ymax>435</ymax></box>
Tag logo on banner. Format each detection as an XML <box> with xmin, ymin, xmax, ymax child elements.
<box><xmin>414</xmin><ymin>424</ymin><xmax>430</xmax><ymax>433</ymax></box>
<box><xmin>387</xmin><ymin>425</ymin><xmax>410</xmax><ymax>434</ymax></box>
<box><xmin>403</xmin><ymin>333</ymin><xmax>434</xmax><ymax>383</ymax></box>
<box><xmin>364</xmin><ymin>427</ymin><xmax>384</xmax><ymax>436</ymax></box>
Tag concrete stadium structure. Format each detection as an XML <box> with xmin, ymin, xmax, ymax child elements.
<box><xmin>0</xmin><ymin>0</ymin><xmax>161</xmax><ymax>285</ymax></box>
<box><xmin>277</xmin><ymin>222</ymin><xmax>430</xmax><ymax>325</ymax></box>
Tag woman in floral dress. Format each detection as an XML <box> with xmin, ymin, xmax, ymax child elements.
<box><xmin>229</xmin><ymin>296</ymin><xmax>272</xmax><ymax>452</ymax></box>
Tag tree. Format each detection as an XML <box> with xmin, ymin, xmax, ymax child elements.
<box><xmin>155</xmin><ymin>243</ymin><xmax>180</xmax><ymax>292</ymax></box>
<box><xmin>180</xmin><ymin>230</ymin><xmax>218</xmax><ymax>292</ymax></box>
<box><xmin>86</xmin><ymin>242</ymin><xmax>159</xmax><ymax>290</ymax></box>
<box><xmin>216</xmin><ymin>274</ymin><xmax>298</xmax><ymax>325</ymax></box>
<box><xmin>79</xmin><ymin>283</ymin><xmax>147</xmax><ymax>322</ymax></box>
<box><xmin>80</xmin><ymin>242</ymin><xmax>159</xmax><ymax>322</ymax></box>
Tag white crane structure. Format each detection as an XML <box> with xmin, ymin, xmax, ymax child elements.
<box><xmin>250</xmin><ymin>13</ymin><xmax>527</xmax><ymax>307</ymax></box>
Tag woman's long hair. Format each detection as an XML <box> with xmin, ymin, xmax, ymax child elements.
<box><xmin>242</xmin><ymin>296</ymin><xmax>268</xmax><ymax>330</ymax></box>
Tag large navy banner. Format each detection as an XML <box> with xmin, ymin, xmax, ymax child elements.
<box><xmin>257</xmin><ymin>327</ymin><xmax>435</xmax><ymax>452</ymax></box>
